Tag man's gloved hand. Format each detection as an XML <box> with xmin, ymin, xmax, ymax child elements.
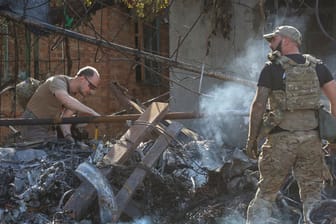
<box><xmin>246</xmin><ymin>138</ymin><xmax>258</xmax><ymax>159</ymax></box>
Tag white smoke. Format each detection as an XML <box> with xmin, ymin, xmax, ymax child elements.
<box><xmin>216</xmin><ymin>210</ymin><xmax>246</xmax><ymax>224</ymax></box>
<box><xmin>196</xmin><ymin>12</ymin><xmax>316</xmax><ymax>149</ymax></box>
<box><xmin>117</xmin><ymin>216</ymin><xmax>153</xmax><ymax>224</ymax></box>
<box><xmin>270</xmin><ymin>13</ymin><xmax>309</xmax><ymax>34</ymax></box>
<box><xmin>225</xmin><ymin>38</ymin><xmax>268</xmax><ymax>81</ymax></box>
<box><xmin>198</xmin><ymin>83</ymin><xmax>255</xmax><ymax>150</ymax></box>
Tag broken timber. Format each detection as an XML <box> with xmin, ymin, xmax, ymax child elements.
<box><xmin>113</xmin><ymin>122</ymin><xmax>183</xmax><ymax>221</ymax></box>
<box><xmin>102</xmin><ymin>102</ymin><xmax>169</xmax><ymax>165</ymax></box>
<box><xmin>64</xmin><ymin>102</ymin><xmax>169</xmax><ymax>219</ymax></box>
<box><xmin>110</xmin><ymin>81</ymin><xmax>202</xmax><ymax>140</ymax></box>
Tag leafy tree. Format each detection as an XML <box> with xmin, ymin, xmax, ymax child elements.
<box><xmin>122</xmin><ymin>0</ymin><xmax>169</xmax><ymax>19</ymax></box>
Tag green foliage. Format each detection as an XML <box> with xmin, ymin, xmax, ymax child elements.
<box><xmin>122</xmin><ymin>0</ymin><xmax>169</xmax><ymax>19</ymax></box>
<box><xmin>84</xmin><ymin>0</ymin><xmax>94</xmax><ymax>7</ymax></box>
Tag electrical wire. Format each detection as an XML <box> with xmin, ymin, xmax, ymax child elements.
<box><xmin>129</xmin><ymin>120</ymin><xmax>208</xmax><ymax>175</ymax></box>
<box><xmin>3</xmin><ymin>2</ymin><xmax>228</xmax><ymax>100</ymax></box>
<box><xmin>169</xmin><ymin>11</ymin><xmax>204</xmax><ymax>59</ymax></box>
<box><xmin>77</xmin><ymin>6</ymin><xmax>215</xmax><ymax>97</ymax></box>
<box><xmin>49</xmin><ymin>0</ymin><xmax>198</xmax><ymax>88</ymax></box>
<box><xmin>315</xmin><ymin>0</ymin><xmax>336</xmax><ymax>42</ymax></box>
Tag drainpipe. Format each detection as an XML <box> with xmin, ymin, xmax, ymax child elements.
<box><xmin>25</xmin><ymin>26</ymin><xmax>31</xmax><ymax>77</ymax></box>
<box><xmin>33</xmin><ymin>34</ymin><xmax>39</xmax><ymax>79</ymax></box>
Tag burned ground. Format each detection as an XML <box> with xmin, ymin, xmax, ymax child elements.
<box><xmin>0</xmin><ymin>130</ymin><xmax>260</xmax><ymax>224</ymax></box>
<box><xmin>1</xmin><ymin>132</ymin><xmax>336</xmax><ymax>224</ymax></box>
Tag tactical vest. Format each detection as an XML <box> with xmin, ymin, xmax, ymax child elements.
<box><xmin>267</xmin><ymin>54</ymin><xmax>321</xmax><ymax>131</ymax></box>
<box><xmin>16</xmin><ymin>77</ymin><xmax>41</xmax><ymax>109</ymax></box>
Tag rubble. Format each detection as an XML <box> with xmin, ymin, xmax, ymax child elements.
<box><xmin>1</xmin><ymin>84</ymin><xmax>336</xmax><ymax>223</ymax></box>
<box><xmin>1</xmin><ymin>129</ymin><xmax>336</xmax><ymax>223</ymax></box>
<box><xmin>0</xmin><ymin>142</ymin><xmax>89</xmax><ymax>223</ymax></box>
<box><xmin>0</xmin><ymin>136</ymin><xmax>254</xmax><ymax>223</ymax></box>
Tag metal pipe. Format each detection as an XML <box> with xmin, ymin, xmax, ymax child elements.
<box><xmin>0</xmin><ymin>112</ymin><xmax>203</xmax><ymax>126</ymax></box>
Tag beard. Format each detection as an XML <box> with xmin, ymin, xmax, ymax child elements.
<box><xmin>273</xmin><ymin>39</ymin><xmax>282</xmax><ymax>52</ymax></box>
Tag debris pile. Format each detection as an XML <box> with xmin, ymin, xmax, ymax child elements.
<box><xmin>0</xmin><ymin>143</ymin><xmax>90</xmax><ymax>223</ymax></box>
<box><xmin>0</xmin><ymin>128</ymin><xmax>258</xmax><ymax>223</ymax></box>
<box><xmin>1</xmin><ymin>82</ymin><xmax>336</xmax><ymax>224</ymax></box>
<box><xmin>1</xmin><ymin>125</ymin><xmax>336</xmax><ymax>223</ymax></box>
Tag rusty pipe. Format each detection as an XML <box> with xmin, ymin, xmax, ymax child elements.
<box><xmin>0</xmin><ymin>112</ymin><xmax>203</xmax><ymax>126</ymax></box>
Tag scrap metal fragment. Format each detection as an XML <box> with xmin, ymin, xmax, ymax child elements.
<box><xmin>76</xmin><ymin>161</ymin><xmax>118</xmax><ymax>224</ymax></box>
<box><xmin>308</xmin><ymin>199</ymin><xmax>336</xmax><ymax>223</ymax></box>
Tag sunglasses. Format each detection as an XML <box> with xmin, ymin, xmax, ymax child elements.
<box><xmin>84</xmin><ymin>76</ymin><xmax>97</xmax><ymax>90</ymax></box>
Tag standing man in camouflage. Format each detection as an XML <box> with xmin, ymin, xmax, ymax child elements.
<box><xmin>245</xmin><ymin>25</ymin><xmax>336</xmax><ymax>224</ymax></box>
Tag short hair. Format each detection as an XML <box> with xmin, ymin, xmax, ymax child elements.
<box><xmin>76</xmin><ymin>66</ymin><xmax>100</xmax><ymax>78</ymax></box>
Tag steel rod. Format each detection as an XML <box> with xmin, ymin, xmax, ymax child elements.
<box><xmin>0</xmin><ymin>112</ymin><xmax>203</xmax><ymax>126</ymax></box>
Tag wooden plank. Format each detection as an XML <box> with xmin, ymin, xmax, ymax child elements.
<box><xmin>109</xmin><ymin>82</ymin><xmax>201</xmax><ymax>143</ymax></box>
<box><xmin>113</xmin><ymin>122</ymin><xmax>183</xmax><ymax>221</ymax></box>
<box><xmin>102</xmin><ymin>102</ymin><xmax>168</xmax><ymax>165</ymax></box>
<box><xmin>64</xmin><ymin>102</ymin><xmax>168</xmax><ymax>219</ymax></box>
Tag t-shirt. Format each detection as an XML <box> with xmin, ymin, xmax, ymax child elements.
<box><xmin>27</xmin><ymin>75</ymin><xmax>71</xmax><ymax>118</ymax></box>
<box><xmin>258</xmin><ymin>54</ymin><xmax>333</xmax><ymax>90</ymax></box>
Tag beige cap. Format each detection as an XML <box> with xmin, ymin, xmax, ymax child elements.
<box><xmin>263</xmin><ymin>25</ymin><xmax>302</xmax><ymax>45</ymax></box>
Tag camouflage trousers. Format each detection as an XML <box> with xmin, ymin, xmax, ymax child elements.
<box><xmin>246</xmin><ymin>130</ymin><xmax>327</xmax><ymax>224</ymax></box>
<box><xmin>20</xmin><ymin>109</ymin><xmax>57</xmax><ymax>142</ymax></box>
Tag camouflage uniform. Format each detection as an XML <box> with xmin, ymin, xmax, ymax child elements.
<box><xmin>247</xmin><ymin>55</ymin><xmax>327</xmax><ymax>224</ymax></box>
<box><xmin>247</xmin><ymin>130</ymin><xmax>325</xmax><ymax>224</ymax></box>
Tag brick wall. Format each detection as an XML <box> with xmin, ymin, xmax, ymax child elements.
<box><xmin>0</xmin><ymin>5</ymin><xmax>169</xmax><ymax>143</ymax></box>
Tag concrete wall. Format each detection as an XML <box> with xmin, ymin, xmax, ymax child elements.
<box><xmin>169</xmin><ymin>0</ymin><xmax>336</xmax><ymax>147</ymax></box>
<box><xmin>169</xmin><ymin>0</ymin><xmax>262</xmax><ymax>147</ymax></box>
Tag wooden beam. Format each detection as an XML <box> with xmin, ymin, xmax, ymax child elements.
<box><xmin>64</xmin><ymin>102</ymin><xmax>168</xmax><ymax>219</ymax></box>
<box><xmin>113</xmin><ymin>122</ymin><xmax>183</xmax><ymax>221</ymax></box>
<box><xmin>63</xmin><ymin>168</ymin><xmax>142</xmax><ymax>220</ymax></box>
<box><xmin>109</xmin><ymin>81</ymin><xmax>203</xmax><ymax>144</ymax></box>
<box><xmin>102</xmin><ymin>102</ymin><xmax>169</xmax><ymax>165</ymax></box>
